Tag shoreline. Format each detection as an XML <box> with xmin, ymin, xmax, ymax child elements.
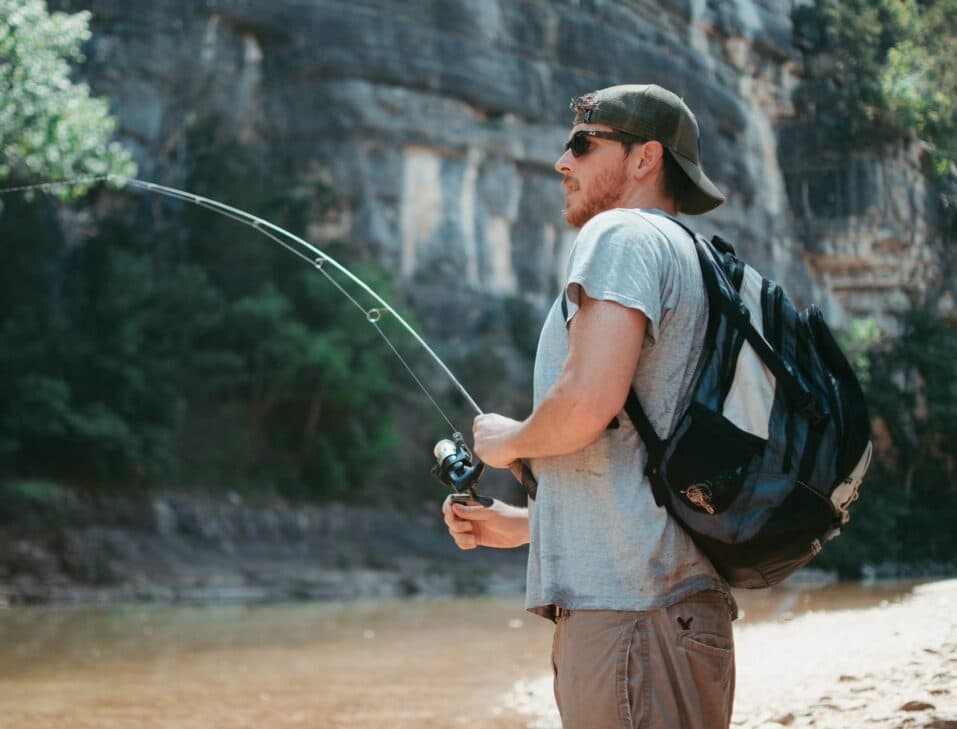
<box><xmin>5</xmin><ymin>489</ymin><xmax>957</xmax><ymax>728</ymax></box>
<box><xmin>3</xmin><ymin>488</ymin><xmax>953</xmax><ymax>609</ymax></box>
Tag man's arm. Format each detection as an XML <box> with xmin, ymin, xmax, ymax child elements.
<box><xmin>473</xmin><ymin>289</ymin><xmax>647</xmax><ymax>467</ymax></box>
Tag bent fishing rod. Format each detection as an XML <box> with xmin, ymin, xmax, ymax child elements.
<box><xmin>0</xmin><ymin>173</ymin><xmax>536</xmax><ymax>504</ymax></box>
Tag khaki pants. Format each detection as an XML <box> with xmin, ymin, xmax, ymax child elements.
<box><xmin>551</xmin><ymin>590</ymin><xmax>735</xmax><ymax>729</ymax></box>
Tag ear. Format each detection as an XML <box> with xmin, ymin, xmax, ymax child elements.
<box><xmin>631</xmin><ymin>141</ymin><xmax>665</xmax><ymax>181</ymax></box>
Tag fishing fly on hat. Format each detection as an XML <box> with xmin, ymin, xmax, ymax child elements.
<box><xmin>573</xmin><ymin>84</ymin><xmax>726</xmax><ymax>215</ymax></box>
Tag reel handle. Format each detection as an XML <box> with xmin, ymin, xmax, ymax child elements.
<box><xmin>448</xmin><ymin>491</ymin><xmax>493</xmax><ymax>508</ymax></box>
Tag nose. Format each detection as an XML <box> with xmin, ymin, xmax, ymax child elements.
<box><xmin>554</xmin><ymin>148</ymin><xmax>574</xmax><ymax>174</ymax></box>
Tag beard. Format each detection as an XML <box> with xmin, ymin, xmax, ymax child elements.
<box><xmin>562</xmin><ymin>165</ymin><xmax>629</xmax><ymax>228</ymax></box>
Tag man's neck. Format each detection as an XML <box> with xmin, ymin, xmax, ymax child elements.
<box><xmin>616</xmin><ymin>188</ymin><xmax>677</xmax><ymax>216</ymax></box>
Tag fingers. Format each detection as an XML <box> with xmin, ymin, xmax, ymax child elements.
<box><xmin>449</xmin><ymin>520</ymin><xmax>477</xmax><ymax>550</ymax></box>
<box><xmin>442</xmin><ymin>495</ymin><xmax>479</xmax><ymax>550</ymax></box>
<box><xmin>441</xmin><ymin>494</ymin><xmax>455</xmax><ymax>523</ymax></box>
<box><xmin>451</xmin><ymin>501</ymin><xmax>495</xmax><ymax>518</ymax></box>
<box><xmin>443</xmin><ymin>496</ymin><xmax>495</xmax><ymax>520</ymax></box>
<box><xmin>452</xmin><ymin>528</ymin><xmax>477</xmax><ymax>549</ymax></box>
<box><xmin>443</xmin><ymin>498</ymin><xmax>474</xmax><ymax>525</ymax></box>
<box><xmin>446</xmin><ymin>512</ymin><xmax>474</xmax><ymax>534</ymax></box>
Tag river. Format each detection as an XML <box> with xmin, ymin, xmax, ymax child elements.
<box><xmin>0</xmin><ymin>579</ymin><xmax>940</xmax><ymax>728</ymax></box>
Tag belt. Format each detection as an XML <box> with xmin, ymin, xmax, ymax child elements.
<box><xmin>553</xmin><ymin>605</ymin><xmax>572</xmax><ymax>621</ymax></box>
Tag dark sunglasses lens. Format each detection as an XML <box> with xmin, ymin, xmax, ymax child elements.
<box><xmin>566</xmin><ymin>132</ymin><xmax>590</xmax><ymax>157</ymax></box>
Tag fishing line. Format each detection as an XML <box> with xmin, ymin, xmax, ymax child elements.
<box><xmin>0</xmin><ymin>174</ymin><xmax>476</xmax><ymax>434</ymax></box>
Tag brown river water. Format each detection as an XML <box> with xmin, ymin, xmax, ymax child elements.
<box><xmin>0</xmin><ymin>580</ymin><xmax>934</xmax><ymax>728</ymax></box>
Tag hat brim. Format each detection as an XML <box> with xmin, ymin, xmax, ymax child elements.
<box><xmin>672</xmin><ymin>152</ymin><xmax>725</xmax><ymax>215</ymax></box>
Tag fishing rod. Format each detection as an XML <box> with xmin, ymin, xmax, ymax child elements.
<box><xmin>0</xmin><ymin>173</ymin><xmax>537</xmax><ymax>504</ymax></box>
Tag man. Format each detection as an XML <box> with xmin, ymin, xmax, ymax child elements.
<box><xmin>442</xmin><ymin>84</ymin><xmax>736</xmax><ymax>728</ymax></box>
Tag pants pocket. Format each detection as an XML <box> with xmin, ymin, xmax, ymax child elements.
<box><xmin>660</xmin><ymin>593</ymin><xmax>736</xmax><ymax>728</ymax></box>
<box><xmin>680</xmin><ymin>630</ymin><xmax>733</xmax><ymax>656</ymax></box>
<box><xmin>679</xmin><ymin>630</ymin><xmax>734</xmax><ymax>689</ymax></box>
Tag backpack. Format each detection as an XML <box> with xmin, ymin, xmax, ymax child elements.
<box><xmin>563</xmin><ymin>212</ymin><xmax>873</xmax><ymax>588</ymax></box>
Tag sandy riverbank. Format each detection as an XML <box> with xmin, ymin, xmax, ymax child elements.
<box><xmin>503</xmin><ymin>578</ymin><xmax>957</xmax><ymax>728</ymax></box>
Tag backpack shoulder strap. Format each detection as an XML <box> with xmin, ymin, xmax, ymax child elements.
<box><xmin>643</xmin><ymin>211</ymin><xmax>826</xmax><ymax>425</ymax></box>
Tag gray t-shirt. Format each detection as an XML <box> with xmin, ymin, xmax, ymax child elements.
<box><xmin>526</xmin><ymin>208</ymin><xmax>730</xmax><ymax>618</ymax></box>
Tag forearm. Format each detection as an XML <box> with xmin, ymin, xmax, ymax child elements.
<box><xmin>511</xmin><ymin>374</ymin><xmax>612</xmax><ymax>460</ymax></box>
<box><xmin>473</xmin><ymin>374</ymin><xmax>617</xmax><ymax>467</ymax></box>
<box><xmin>473</xmin><ymin>296</ymin><xmax>644</xmax><ymax>468</ymax></box>
<box><xmin>496</xmin><ymin>502</ymin><xmax>530</xmax><ymax>547</ymax></box>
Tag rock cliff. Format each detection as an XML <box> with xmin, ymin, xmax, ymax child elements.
<box><xmin>50</xmin><ymin>0</ymin><xmax>955</xmax><ymax>368</ymax></box>
<box><xmin>7</xmin><ymin>0</ymin><xmax>950</xmax><ymax>601</ymax></box>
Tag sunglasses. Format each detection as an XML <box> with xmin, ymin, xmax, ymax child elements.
<box><xmin>564</xmin><ymin>130</ymin><xmax>646</xmax><ymax>157</ymax></box>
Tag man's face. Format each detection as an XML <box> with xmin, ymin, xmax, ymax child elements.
<box><xmin>554</xmin><ymin>123</ymin><xmax>633</xmax><ymax>228</ymax></box>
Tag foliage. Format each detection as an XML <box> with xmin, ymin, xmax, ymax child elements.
<box><xmin>815</xmin><ymin>310</ymin><xmax>957</xmax><ymax>575</ymax></box>
<box><xmin>792</xmin><ymin>0</ymin><xmax>908</xmax><ymax>144</ymax></box>
<box><xmin>836</xmin><ymin>317</ymin><xmax>881</xmax><ymax>384</ymax></box>
<box><xmin>792</xmin><ymin>0</ymin><xmax>957</xmax><ymax>175</ymax></box>
<box><xmin>0</xmin><ymin>4</ymin><xmax>411</xmax><ymax>506</ymax></box>
<box><xmin>0</xmin><ymin>480</ymin><xmax>77</xmax><ymax>532</ymax></box>
<box><xmin>880</xmin><ymin>1</ymin><xmax>957</xmax><ymax>175</ymax></box>
<box><xmin>0</xmin><ymin>185</ymin><xmax>408</xmax><ymax>501</ymax></box>
<box><xmin>0</xmin><ymin>0</ymin><xmax>135</xmax><ymax>198</ymax></box>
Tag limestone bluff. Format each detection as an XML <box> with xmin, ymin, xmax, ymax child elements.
<box><xmin>50</xmin><ymin>0</ymin><xmax>954</xmax><ymax>348</ymax></box>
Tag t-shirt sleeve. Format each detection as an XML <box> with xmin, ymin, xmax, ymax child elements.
<box><xmin>563</xmin><ymin>210</ymin><xmax>667</xmax><ymax>345</ymax></box>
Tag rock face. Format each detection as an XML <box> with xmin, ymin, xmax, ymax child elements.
<box><xmin>0</xmin><ymin>488</ymin><xmax>527</xmax><ymax>605</ymax></box>
<box><xmin>10</xmin><ymin>1</ymin><xmax>951</xmax><ymax>598</ymax></box>
<box><xmin>51</xmin><ymin>0</ymin><xmax>955</xmax><ymax>336</ymax></box>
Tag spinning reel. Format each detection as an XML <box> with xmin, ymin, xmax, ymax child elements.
<box><xmin>431</xmin><ymin>432</ymin><xmax>492</xmax><ymax>507</ymax></box>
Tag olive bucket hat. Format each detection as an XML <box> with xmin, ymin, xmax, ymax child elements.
<box><xmin>572</xmin><ymin>84</ymin><xmax>725</xmax><ymax>214</ymax></box>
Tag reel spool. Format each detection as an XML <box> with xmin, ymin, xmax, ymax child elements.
<box><xmin>431</xmin><ymin>432</ymin><xmax>491</xmax><ymax>507</ymax></box>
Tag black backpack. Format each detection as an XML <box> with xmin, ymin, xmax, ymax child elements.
<box><xmin>564</xmin><ymin>213</ymin><xmax>873</xmax><ymax>588</ymax></box>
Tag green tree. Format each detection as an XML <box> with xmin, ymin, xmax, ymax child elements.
<box><xmin>0</xmin><ymin>197</ymin><xmax>411</xmax><ymax>499</ymax></box>
<box><xmin>0</xmin><ymin>0</ymin><xmax>130</xmax><ymax>461</ymax></box>
<box><xmin>188</xmin><ymin>271</ymin><xmax>401</xmax><ymax>500</ymax></box>
<box><xmin>0</xmin><ymin>231</ymin><xmax>185</xmax><ymax>483</ymax></box>
<box><xmin>0</xmin><ymin>7</ymin><xmax>421</xmax><ymax>504</ymax></box>
<box><xmin>817</xmin><ymin>310</ymin><xmax>957</xmax><ymax>574</ymax></box>
<box><xmin>880</xmin><ymin>0</ymin><xmax>957</xmax><ymax>175</ymax></box>
<box><xmin>0</xmin><ymin>0</ymin><xmax>135</xmax><ymax>197</ymax></box>
<box><xmin>792</xmin><ymin>0</ymin><xmax>908</xmax><ymax>143</ymax></box>
<box><xmin>793</xmin><ymin>0</ymin><xmax>957</xmax><ymax>175</ymax></box>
